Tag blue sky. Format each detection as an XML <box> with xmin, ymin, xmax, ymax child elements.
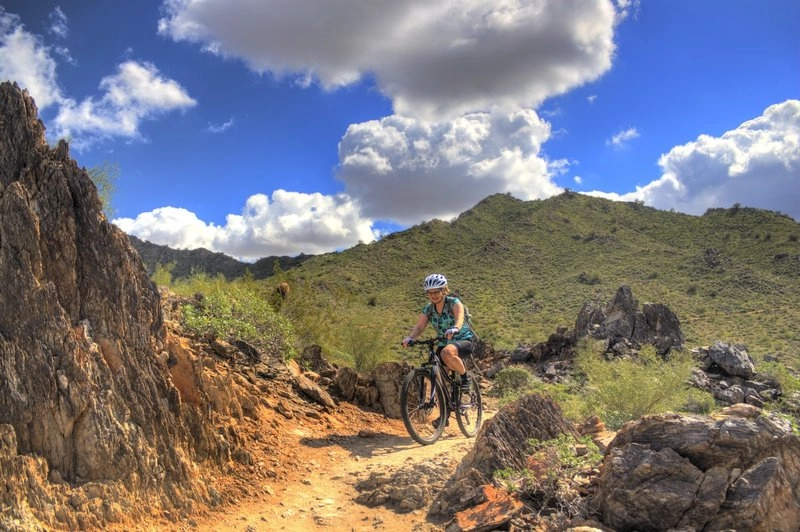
<box><xmin>1</xmin><ymin>0</ymin><xmax>798</xmax><ymax>261</ymax></box>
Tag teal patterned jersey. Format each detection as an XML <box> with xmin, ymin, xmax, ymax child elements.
<box><xmin>422</xmin><ymin>296</ymin><xmax>474</xmax><ymax>346</ymax></box>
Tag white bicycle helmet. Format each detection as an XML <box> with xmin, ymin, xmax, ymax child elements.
<box><xmin>423</xmin><ymin>273</ymin><xmax>448</xmax><ymax>291</ymax></box>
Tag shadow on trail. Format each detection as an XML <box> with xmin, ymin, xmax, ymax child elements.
<box><xmin>300</xmin><ymin>430</ymin><xmax>462</xmax><ymax>459</ymax></box>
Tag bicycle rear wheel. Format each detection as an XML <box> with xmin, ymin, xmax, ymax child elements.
<box><xmin>400</xmin><ymin>369</ymin><xmax>446</xmax><ymax>445</ymax></box>
<box><xmin>456</xmin><ymin>374</ymin><xmax>483</xmax><ymax>438</ymax></box>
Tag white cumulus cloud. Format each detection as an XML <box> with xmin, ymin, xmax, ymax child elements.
<box><xmin>114</xmin><ymin>189</ymin><xmax>379</xmax><ymax>261</ymax></box>
<box><xmin>588</xmin><ymin>100</ymin><xmax>800</xmax><ymax>219</ymax></box>
<box><xmin>158</xmin><ymin>0</ymin><xmax>621</xmax><ymax>120</ymax></box>
<box><xmin>337</xmin><ymin>108</ymin><xmax>564</xmax><ymax>225</ymax></box>
<box><xmin>0</xmin><ymin>9</ymin><xmax>195</xmax><ymax>150</ymax></box>
<box><xmin>53</xmin><ymin>61</ymin><xmax>197</xmax><ymax>149</ymax></box>
<box><xmin>0</xmin><ymin>8</ymin><xmax>64</xmax><ymax>109</ymax></box>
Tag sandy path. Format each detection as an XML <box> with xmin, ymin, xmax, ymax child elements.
<box><xmin>195</xmin><ymin>418</ymin><xmax>476</xmax><ymax>531</ymax></box>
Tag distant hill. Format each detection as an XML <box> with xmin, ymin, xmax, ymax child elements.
<box><xmin>128</xmin><ymin>192</ymin><xmax>800</xmax><ymax>359</ymax></box>
<box><xmin>129</xmin><ymin>235</ymin><xmax>312</xmax><ymax>280</ymax></box>
<box><xmin>281</xmin><ymin>192</ymin><xmax>800</xmax><ymax>358</ymax></box>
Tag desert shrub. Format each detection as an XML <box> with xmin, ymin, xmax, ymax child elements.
<box><xmin>151</xmin><ymin>261</ymin><xmax>175</xmax><ymax>287</ymax></box>
<box><xmin>535</xmin><ymin>382</ymin><xmax>587</xmax><ymax>424</ymax></box>
<box><xmin>493</xmin><ymin>434</ymin><xmax>602</xmax><ymax>519</ymax></box>
<box><xmin>336</xmin><ymin>317</ymin><xmax>391</xmax><ymax>372</ymax></box>
<box><xmin>180</xmin><ymin>276</ymin><xmax>297</xmax><ymax>360</ymax></box>
<box><xmin>276</xmin><ymin>278</ymin><xmax>338</xmax><ymax>352</ymax></box>
<box><xmin>88</xmin><ymin>162</ymin><xmax>119</xmax><ymax>218</ymax></box>
<box><xmin>575</xmin><ymin>339</ymin><xmax>706</xmax><ymax>429</ymax></box>
<box><xmin>577</xmin><ymin>272</ymin><xmax>601</xmax><ymax>285</ymax></box>
<box><xmin>490</xmin><ymin>366</ymin><xmax>538</xmax><ymax>404</ymax></box>
<box><xmin>757</xmin><ymin>361</ymin><xmax>800</xmax><ymax>395</ymax></box>
<box><xmin>681</xmin><ymin>387</ymin><xmax>717</xmax><ymax>414</ymax></box>
<box><xmin>758</xmin><ymin>361</ymin><xmax>800</xmax><ymax>420</ymax></box>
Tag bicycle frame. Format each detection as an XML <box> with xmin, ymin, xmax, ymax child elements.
<box><xmin>401</xmin><ymin>337</ymin><xmax>483</xmax><ymax>444</ymax></box>
<box><xmin>417</xmin><ymin>338</ymin><xmax>459</xmax><ymax>416</ymax></box>
<box><xmin>414</xmin><ymin>338</ymin><xmax>466</xmax><ymax>420</ymax></box>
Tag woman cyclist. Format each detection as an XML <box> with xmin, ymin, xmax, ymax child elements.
<box><xmin>402</xmin><ymin>273</ymin><xmax>473</xmax><ymax>392</ymax></box>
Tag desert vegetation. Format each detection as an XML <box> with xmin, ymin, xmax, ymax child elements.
<box><xmin>146</xmin><ymin>192</ymin><xmax>800</xmax><ymax>363</ymax></box>
<box><xmin>147</xmin><ymin>193</ymin><xmax>799</xmax><ymax>434</ymax></box>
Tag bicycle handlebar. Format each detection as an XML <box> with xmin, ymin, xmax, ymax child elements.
<box><xmin>404</xmin><ymin>337</ymin><xmax>446</xmax><ymax>347</ymax></box>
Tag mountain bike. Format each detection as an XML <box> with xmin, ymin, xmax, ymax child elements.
<box><xmin>400</xmin><ymin>337</ymin><xmax>483</xmax><ymax>445</ymax></box>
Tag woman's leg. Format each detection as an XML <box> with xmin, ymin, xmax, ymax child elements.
<box><xmin>440</xmin><ymin>344</ymin><xmax>466</xmax><ymax>375</ymax></box>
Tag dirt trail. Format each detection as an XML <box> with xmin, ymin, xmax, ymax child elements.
<box><xmin>182</xmin><ymin>403</ymin><xmax>492</xmax><ymax>532</ymax></box>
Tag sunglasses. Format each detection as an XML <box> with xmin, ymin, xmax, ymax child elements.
<box><xmin>426</xmin><ymin>289</ymin><xmax>443</xmax><ymax>296</ymax></box>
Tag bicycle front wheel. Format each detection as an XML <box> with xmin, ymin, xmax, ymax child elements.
<box><xmin>456</xmin><ymin>374</ymin><xmax>483</xmax><ymax>438</ymax></box>
<box><xmin>400</xmin><ymin>369</ymin><xmax>446</xmax><ymax>445</ymax></box>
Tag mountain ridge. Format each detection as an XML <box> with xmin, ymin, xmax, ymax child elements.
<box><xmin>129</xmin><ymin>191</ymin><xmax>800</xmax><ymax>360</ymax></box>
<box><xmin>129</xmin><ymin>234</ymin><xmax>313</xmax><ymax>280</ymax></box>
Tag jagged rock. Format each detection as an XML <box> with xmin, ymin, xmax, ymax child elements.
<box><xmin>707</xmin><ymin>340</ymin><xmax>756</xmax><ymax>379</ymax></box>
<box><xmin>690</xmin><ymin>342</ymin><xmax>777</xmax><ymax>408</ymax></box>
<box><xmin>595</xmin><ymin>410</ymin><xmax>800</xmax><ymax>531</ymax></box>
<box><xmin>335</xmin><ymin>366</ymin><xmax>359</xmax><ymax>401</ymax></box>
<box><xmin>0</xmin><ymin>81</ymin><xmax>222</xmax><ymax>527</ymax></box>
<box><xmin>294</xmin><ymin>374</ymin><xmax>337</xmax><ymax>410</ymax></box>
<box><xmin>575</xmin><ymin>285</ymin><xmax>684</xmax><ymax>356</ymax></box>
<box><xmin>528</xmin><ymin>326</ymin><xmax>575</xmax><ymax>364</ymax></box>
<box><xmin>713</xmin><ymin>384</ymin><xmax>747</xmax><ymax>405</ymax></box>
<box><xmin>299</xmin><ymin>344</ymin><xmax>338</xmax><ymax>378</ymax></box>
<box><xmin>429</xmin><ymin>393</ymin><xmax>577</xmax><ymax>519</ymax></box>
<box><xmin>331</xmin><ymin>362</ymin><xmax>411</xmax><ymax>416</ymax></box>
<box><xmin>471</xmin><ymin>337</ymin><xmax>497</xmax><ymax>364</ymax></box>
<box><xmin>509</xmin><ymin>346</ymin><xmax>532</xmax><ymax>363</ymax></box>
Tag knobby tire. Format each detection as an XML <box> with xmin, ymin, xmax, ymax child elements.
<box><xmin>455</xmin><ymin>375</ymin><xmax>483</xmax><ymax>438</ymax></box>
<box><xmin>400</xmin><ymin>369</ymin><xmax>446</xmax><ymax>445</ymax></box>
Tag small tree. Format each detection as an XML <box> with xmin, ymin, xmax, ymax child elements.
<box><xmin>151</xmin><ymin>262</ymin><xmax>176</xmax><ymax>288</ymax></box>
<box><xmin>88</xmin><ymin>162</ymin><xmax>120</xmax><ymax>218</ymax></box>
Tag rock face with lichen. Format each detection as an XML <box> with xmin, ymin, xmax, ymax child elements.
<box><xmin>0</xmin><ymin>81</ymin><xmax>221</xmax><ymax>528</ymax></box>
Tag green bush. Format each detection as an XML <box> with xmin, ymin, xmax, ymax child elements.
<box><xmin>276</xmin><ymin>278</ymin><xmax>337</xmax><ymax>352</ymax></box>
<box><xmin>151</xmin><ymin>262</ymin><xmax>175</xmax><ymax>287</ymax></box>
<box><xmin>575</xmin><ymin>339</ymin><xmax>710</xmax><ymax>429</ymax></box>
<box><xmin>490</xmin><ymin>366</ymin><xmax>538</xmax><ymax>404</ymax></box>
<box><xmin>180</xmin><ymin>276</ymin><xmax>297</xmax><ymax>361</ymax></box>
<box><xmin>757</xmin><ymin>361</ymin><xmax>800</xmax><ymax>395</ymax></box>
<box><xmin>336</xmin><ymin>317</ymin><xmax>391</xmax><ymax>373</ymax></box>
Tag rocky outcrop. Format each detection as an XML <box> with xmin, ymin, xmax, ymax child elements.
<box><xmin>333</xmin><ymin>361</ymin><xmax>412</xmax><ymax>417</ymax></box>
<box><xmin>354</xmin><ymin>451</ymin><xmax>460</xmax><ymax>512</ymax></box>
<box><xmin>429</xmin><ymin>393</ymin><xmax>577</xmax><ymax>520</ymax></box>
<box><xmin>690</xmin><ymin>341</ymin><xmax>783</xmax><ymax>409</ymax></box>
<box><xmin>0</xmin><ymin>81</ymin><xmax>223</xmax><ymax>527</ymax></box>
<box><xmin>500</xmin><ymin>286</ymin><xmax>686</xmax><ymax>386</ymax></box>
<box><xmin>595</xmin><ymin>408</ymin><xmax>800</xmax><ymax>531</ymax></box>
<box><xmin>575</xmin><ymin>284</ymin><xmax>684</xmax><ymax>356</ymax></box>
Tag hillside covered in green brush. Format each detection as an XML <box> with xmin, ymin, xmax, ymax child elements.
<box><xmin>133</xmin><ymin>192</ymin><xmax>800</xmax><ymax>363</ymax></box>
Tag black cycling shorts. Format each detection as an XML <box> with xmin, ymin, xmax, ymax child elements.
<box><xmin>438</xmin><ymin>339</ymin><xmax>474</xmax><ymax>357</ymax></box>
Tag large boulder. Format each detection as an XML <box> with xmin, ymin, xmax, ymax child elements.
<box><xmin>706</xmin><ymin>340</ymin><xmax>756</xmax><ymax>379</ymax></box>
<box><xmin>595</xmin><ymin>409</ymin><xmax>800</xmax><ymax>531</ymax></box>
<box><xmin>373</xmin><ymin>361</ymin><xmax>413</xmax><ymax>418</ymax></box>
